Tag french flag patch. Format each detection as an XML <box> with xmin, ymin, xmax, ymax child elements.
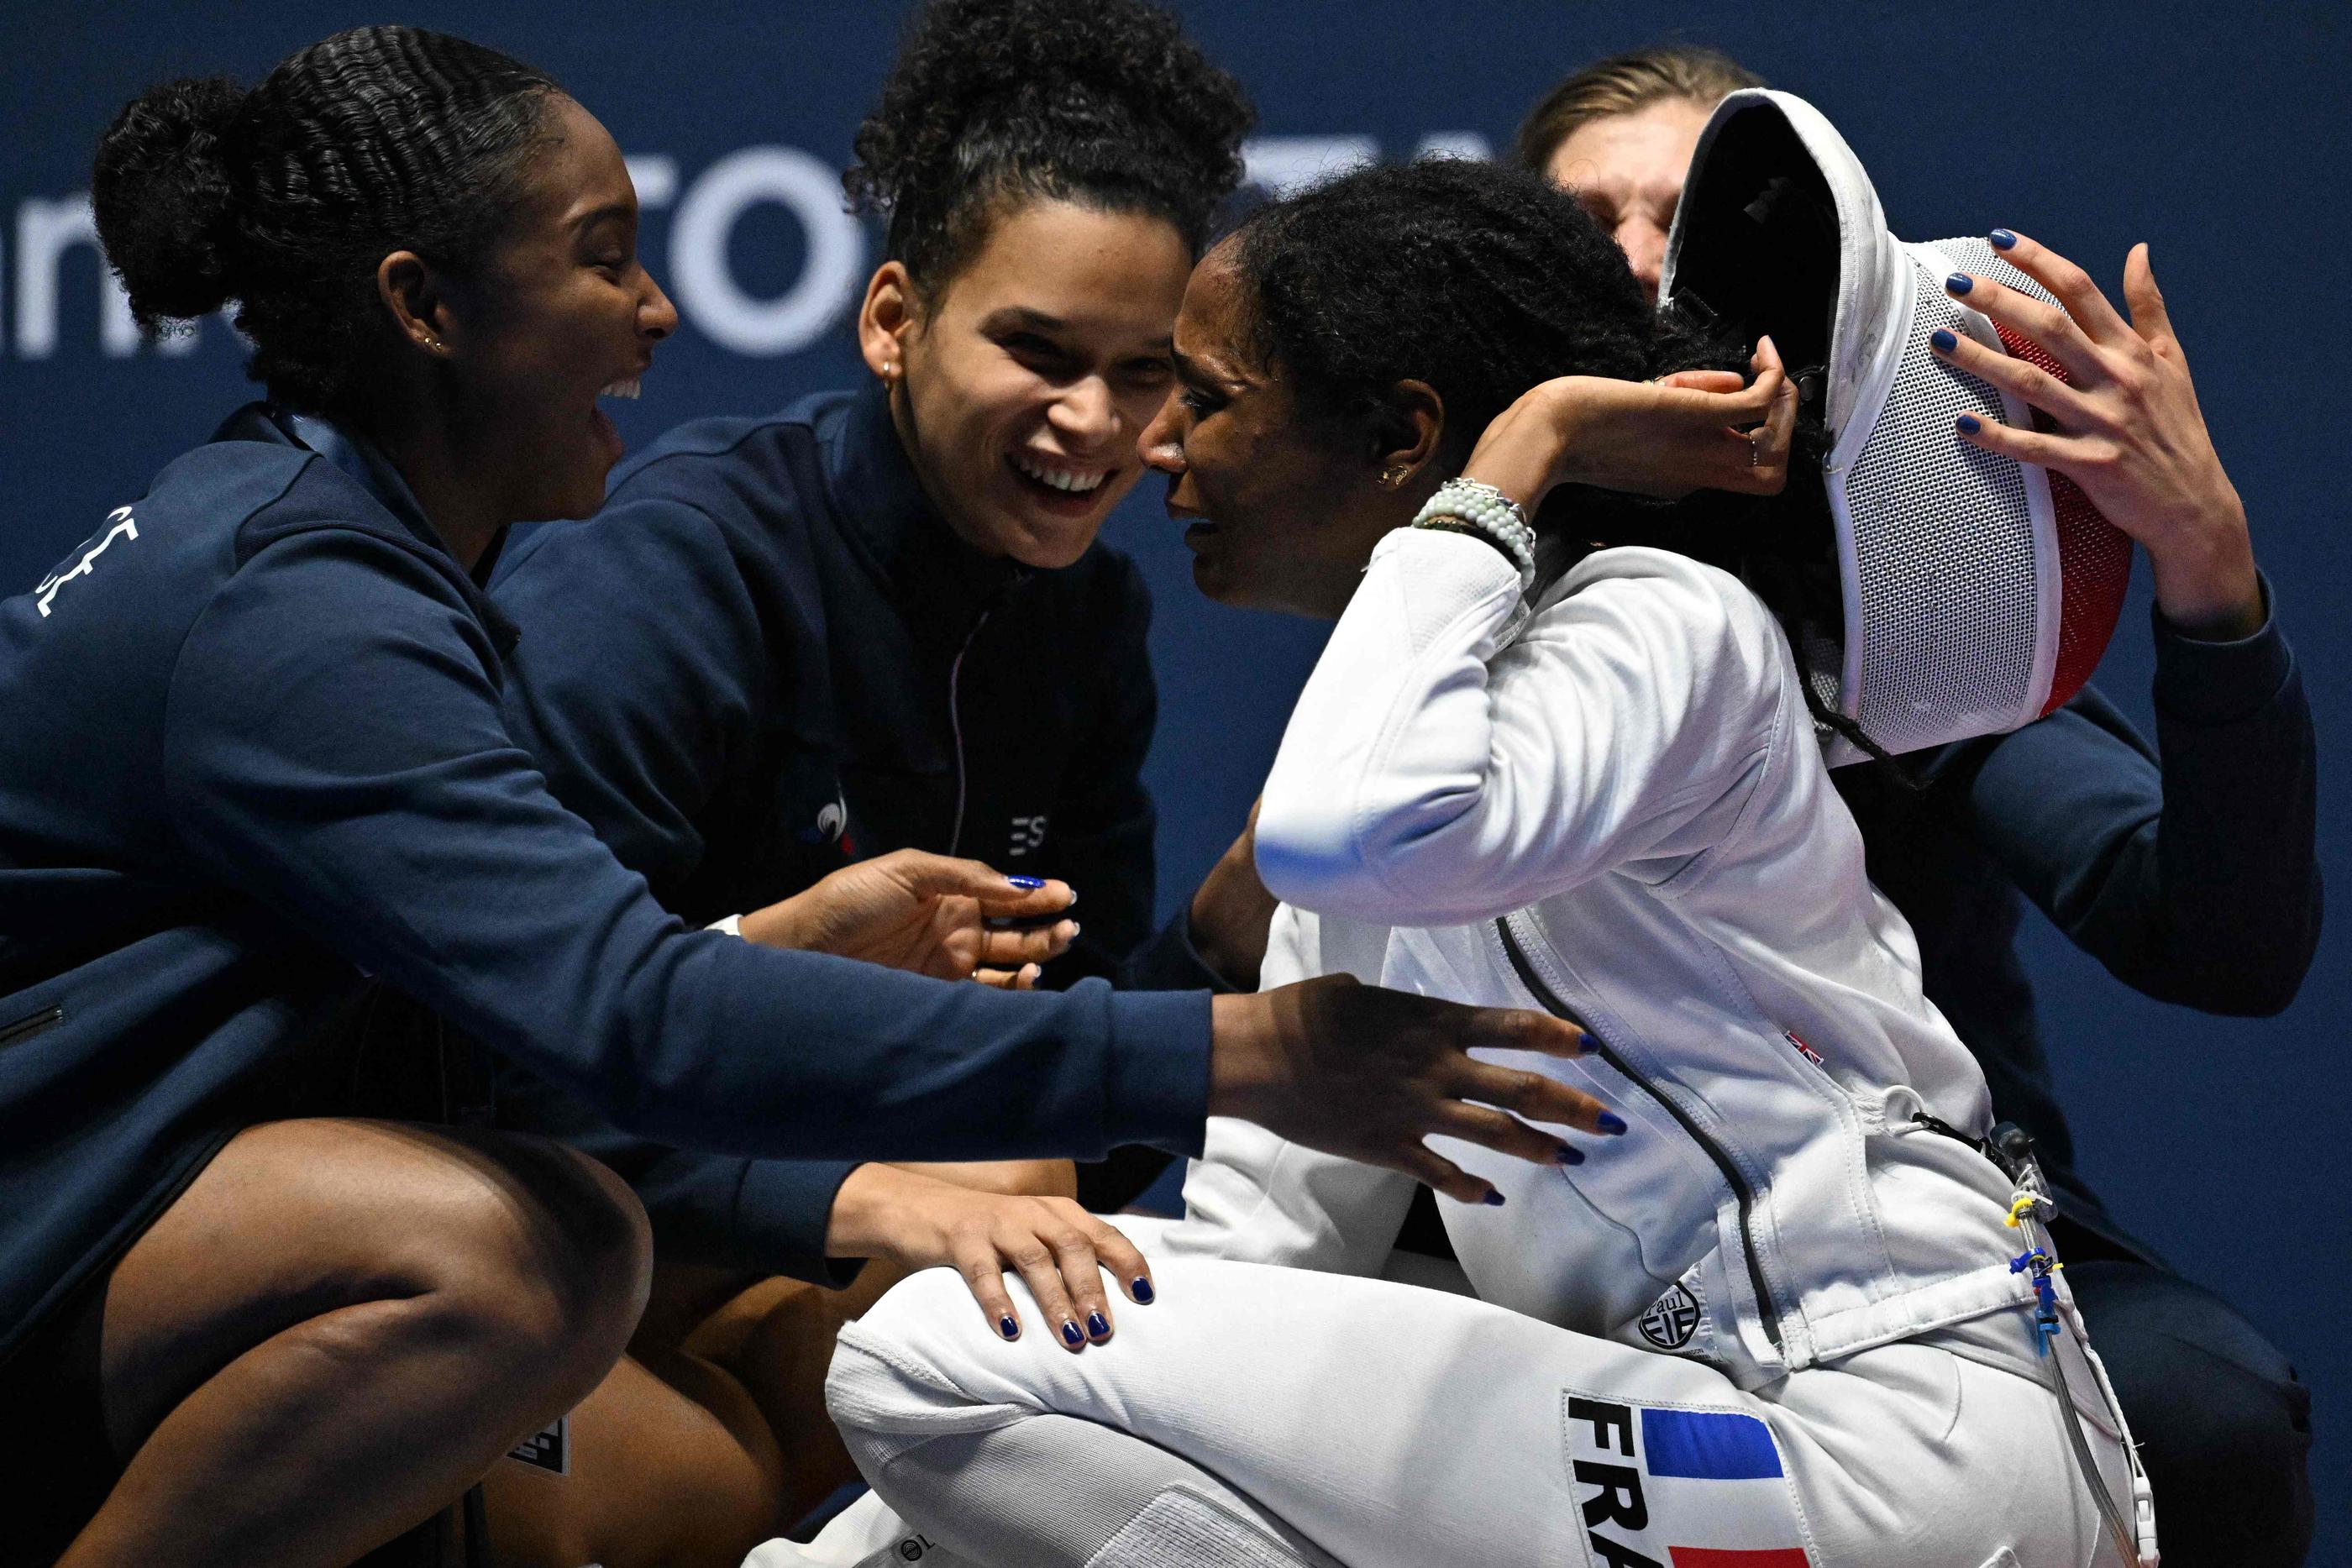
<box><xmin>1562</xmin><ymin>1392</ymin><xmax>1814</xmax><ymax>1567</ymax></box>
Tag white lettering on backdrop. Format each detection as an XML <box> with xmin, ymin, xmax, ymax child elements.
<box><xmin>6</xmin><ymin>134</ymin><xmax>1486</xmax><ymax>361</ymax></box>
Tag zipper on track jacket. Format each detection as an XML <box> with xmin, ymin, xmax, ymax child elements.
<box><xmin>0</xmin><ymin>1005</ymin><xmax>64</xmax><ymax>1051</ymax></box>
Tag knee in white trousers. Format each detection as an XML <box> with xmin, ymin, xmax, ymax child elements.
<box><xmin>824</xmin><ymin>1259</ymin><xmax>2133</xmax><ymax>1568</ymax></box>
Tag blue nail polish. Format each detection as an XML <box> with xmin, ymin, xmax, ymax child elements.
<box><xmin>1557</xmin><ymin>1145</ymin><xmax>1586</xmax><ymax>1165</ymax></box>
<box><xmin>1482</xmin><ymin>1190</ymin><xmax>1507</xmax><ymax>1206</ymax></box>
<box><xmin>1597</xmin><ymin>1111</ymin><xmax>1629</xmax><ymax>1135</ymax></box>
<box><xmin>999</xmin><ymin>1314</ymin><xmax>1020</xmax><ymax>1340</ymax></box>
<box><xmin>1957</xmin><ymin>413</ymin><xmax>1982</xmax><ymax>435</ymax></box>
<box><xmin>1007</xmin><ymin>874</ymin><xmax>1045</xmax><ymax>889</ymax></box>
<box><xmin>1131</xmin><ymin>1277</ymin><xmax>1155</xmax><ymax>1303</ymax></box>
<box><xmin>1989</xmin><ymin>228</ymin><xmax>2017</xmax><ymax>249</ymax></box>
<box><xmin>1929</xmin><ymin>328</ymin><xmax>1958</xmax><ymax>354</ymax></box>
<box><xmin>1946</xmin><ymin>273</ymin><xmax>1974</xmax><ymax>296</ymax></box>
<box><xmin>1061</xmin><ymin>1320</ymin><xmax>1084</xmax><ymax>1346</ymax></box>
<box><xmin>1087</xmin><ymin>1312</ymin><xmax>1110</xmax><ymax>1339</ymax></box>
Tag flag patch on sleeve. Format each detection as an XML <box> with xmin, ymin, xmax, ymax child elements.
<box><xmin>1561</xmin><ymin>1391</ymin><xmax>1815</xmax><ymax>1568</ymax></box>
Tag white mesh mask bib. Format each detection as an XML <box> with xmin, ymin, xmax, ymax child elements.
<box><xmin>1659</xmin><ymin>90</ymin><xmax>2131</xmax><ymax>763</ymax></box>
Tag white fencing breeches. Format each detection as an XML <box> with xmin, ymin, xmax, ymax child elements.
<box><xmin>820</xmin><ymin>1258</ymin><xmax>2134</xmax><ymax>1568</ymax></box>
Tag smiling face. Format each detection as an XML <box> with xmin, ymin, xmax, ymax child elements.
<box><xmin>1139</xmin><ymin>243</ymin><xmax>1406</xmax><ymax>620</ymax></box>
<box><xmin>1545</xmin><ymin>96</ymin><xmax>1711</xmax><ymax>303</ymax></box>
<box><xmin>439</xmin><ymin>93</ymin><xmax>677</xmax><ymax>521</ymax></box>
<box><xmin>866</xmin><ymin>199</ymin><xmax>1192</xmax><ymax>569</ymax></box>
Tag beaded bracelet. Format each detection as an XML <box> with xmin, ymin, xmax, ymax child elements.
<box><xmin>1410</xmin><ymin>478</ymin><xmax>1536</xmax><ymax>593</ymax></box>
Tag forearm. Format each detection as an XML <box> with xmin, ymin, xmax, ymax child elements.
<box><xmin>2141</xmin><ymin>586</ymin><xmax>2321</xmax><ymax>1006</ymax></box>
<box><xmin>1973</xmin><ymin>595</ymin><xmax>2320</xmax><ymax>1009</ymax></box>
<box><xmin>1255</xmin><ymin>529</ymin><xmax>1525</xmax><ymax>924</ymax></box>
<box><xmin>2141</xmin><ymin>492</ymin><xmax>2262</xmax><ymax>640</ymax></box>
<box><xmin>1184</xmin><ymin>822</ymin><xmax>1278</xmax><ymax>992</ymax></box>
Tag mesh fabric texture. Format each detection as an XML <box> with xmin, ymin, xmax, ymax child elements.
<box><xmin>1838</xmin><ymin>239</ymin><xmax>2040</xmax><ymax>754</ymax></box>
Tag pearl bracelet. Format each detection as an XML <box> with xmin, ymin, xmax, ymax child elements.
<box><xmin>1410</xmin><ymin>478</ymin><xmax>1536</xmax><ymax>592</ymax></box>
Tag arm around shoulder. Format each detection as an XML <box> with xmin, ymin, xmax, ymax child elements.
<box><xmin>162</xmin><ymin>529</ymin><xmax>1214</xmax><ymax>1163</ymax></box>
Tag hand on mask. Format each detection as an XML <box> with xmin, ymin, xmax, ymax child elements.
<box><xmin>1462</xmin><ymin>334</ymin><xmax>1796</xmax><ymax>510</ymax></box>
<box><xmin>1930</xmin><ymin>232</ymin><xmax>2261</xmax><ymax>640</ymax></box>
<box><xmin>739</xmin><ymin>849</ymin><xmax>1077</xmax><ymax>988</ymax></box>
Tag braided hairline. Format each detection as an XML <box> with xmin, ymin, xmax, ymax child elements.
<box><xmin>225</xmin><ymin>28</ymin><xmax>560</xmax><ymax>412</ymax></box>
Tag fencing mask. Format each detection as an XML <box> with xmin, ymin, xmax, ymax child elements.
<box><xmin>1659</xmin><ymin>89</ymin><xmax>2132</xmax><ymax>763</ymax></box>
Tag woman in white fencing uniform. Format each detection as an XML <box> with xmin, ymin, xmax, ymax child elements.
<box><xmin>786</xmin><ymin>95</ymin><xmax>2217</xmax><ymax>1568</ymax></box>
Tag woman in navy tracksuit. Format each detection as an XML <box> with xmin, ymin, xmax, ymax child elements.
<box><xmin>478</xmin><ymin>2</ymin><xmax>1282</xmax><ymax>1552</ymax></box>
<box><xmin>0</xmin><ymin>28</ymin><xmax>1601</xmax><ymax>1565</ymax></box>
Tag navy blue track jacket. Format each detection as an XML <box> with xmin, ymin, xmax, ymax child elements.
<box><xmin>1838</xmin><ymin>583</ymin><xmax>2322</xmax><ymax>1260</ymax></box>
<box><xmin>490</xmin><ymin>384</ymin><xmax>1226</xmax><ymax>1277</ymax></box>
<box><xmin>0</xmin><ymin>406</ymin><xmax>1211</xmax><ymax>1362</ymax></box>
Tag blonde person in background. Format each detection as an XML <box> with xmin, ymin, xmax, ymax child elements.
<box><xmin>1514</xmin><ymin>44</ymin><xmax>2319</xmax><ymax>1568</ymax></box>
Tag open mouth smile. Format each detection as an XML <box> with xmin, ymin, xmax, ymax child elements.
<box><xmin>1009</xmin><ymin>451</ymin><xmax>1111</xmax><ymax>500</ymax></box>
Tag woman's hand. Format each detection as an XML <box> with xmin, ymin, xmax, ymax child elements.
<box><xmin>1209</xmin><ymin>975</ymin><xmax>1623</xmax><ymax>1205</ymax></box>
<box><xmin>824</xmin><ymin>1162</ymin><xmax>1153</xmax><ymax>1350</ymax></box>
<box><xmin>740</xmin><ymin>849</ymin><xmax>1078</xmax><ymax>988</ymax></box>
<box><xmin>1931</xmin><ymin>232</ymin><xmax>2261</xmax><ymax>639</ymax></box>
<box><xmin>1462</xmin><ymin>336</ymin><xmax>1796</xmax><ymax>511</ymax></box>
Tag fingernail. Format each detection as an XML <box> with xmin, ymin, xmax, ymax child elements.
<box><xmin>1945</xmin><ymin>272</ymin><xmax>1974</xmax><ymax>296</ymax></box>
<box><xmin>1483</xmin><ymin>1190</ymin><xmax>1507</xmax><ymax>1206</ymax></box>
<box><xmin>999</xmin><ymin>1314</ymin><xmax>1020</xmax><ymax>1340</ymax></box>
<box><xmin>1989</xmin><ymin>228</ymin><xmax>2017</xmax><ymax>249</ymax></box>
<box><xmin>1086</xmin><ymin>1312</ymin><xmax>1110</xmax><ymax>1339</ymax></box>
<box><xmin>1131</xmin><ymin>1277</ymin><xmax>1155</xmax><ymax>1303</ymax></box>
<box><xmin>1061</xmin><ymin>1320</ymin><xmax>1085</xmax><ymax>1346</ymax></box>
<box><xmin>1067</xmin><ymin>921</ymin><xmax>1081</xmax><ymax>938</ymax></box>
<box><xmin>1008</xmin><ymin>875</ymin><xmax>1045</xmax><ymax>889</ymax></box>
<box><xmin>1929</xmin><ymin>328</ymin><xmax>1958</xmax><ymax>354</ymax></box>
<box><xmin>1957</xmin><ymin>413</ymin><xmax>1982</xmax><ymax>435</ymax></box>
<box><xmin>1557</xmin><ymin>1144</ymin><xmax>1586</xmax><ymax>1165</ymax></box>
<box><xmin>1597</xmin><ymin>1111</ymin><xmax>1629</xmax><ymax>1135</ymax></box>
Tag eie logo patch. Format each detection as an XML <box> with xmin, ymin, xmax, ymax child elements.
<box><xmin>1638</xmin><ymin>1283</ymin><xmax>1702</xmax><ymax>1350</ymax></box>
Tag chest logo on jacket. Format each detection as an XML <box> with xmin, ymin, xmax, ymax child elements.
<box><xmin>1007</xmin><ymin>814</ymin><xmax>1048</xmax><ymax>860</ymax></box>
<box><xmin>798</xmin><ymin>785</ymin><xmax>852</xmax><ymax>854</ymax></box>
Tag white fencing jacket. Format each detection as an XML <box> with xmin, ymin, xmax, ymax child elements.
<box><xmin>1159</xmin><ymin>530</ymin><xmax>2050</xmax><ymax>1391</ymax></box>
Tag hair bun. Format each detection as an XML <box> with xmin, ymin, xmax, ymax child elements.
<box><xmin>92</xmin><ymin>75</ymin><xmax>246</xmax><ymax>330</ymax></box>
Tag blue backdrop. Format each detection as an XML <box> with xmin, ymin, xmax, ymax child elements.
<box><xmin>8</xmin><ymin>3</ymin><xmax>2346</xmax><ymax>1549</ymax></box>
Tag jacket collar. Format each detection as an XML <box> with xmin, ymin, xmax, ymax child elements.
<box><xmin>821</xmin><ymin>380</ymin><xmax>1026</xmax><ymax>639</ymax></box>
<box><xmin>215</xmin><ymin>403</ymin><xmax>520</xmax><ymax>654</ymax></box>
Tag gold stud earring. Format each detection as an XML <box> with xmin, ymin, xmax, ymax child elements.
<box><xmin>1378</xmin><ymin>462</ymin><xmax>1410</xmax><ymax>490</ymax></box>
